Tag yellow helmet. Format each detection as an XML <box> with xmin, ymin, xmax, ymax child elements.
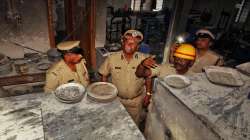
<box><xmin>174</xmin><ymin>44</ymin><xmax>196</xmax><ymax>60</ymax></box>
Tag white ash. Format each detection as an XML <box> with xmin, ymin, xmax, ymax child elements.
<box><xmin>204</xmin><ymin>66</ymin><xmax>244</xmax><ymax>87</ymax></box>
<box><xmin>163</xmin><ymin>75</ymin><xmax>191</xmax><ymax>89</ymax></box>
<box><xmin>236</xmin><ymin>62</ymin><xmax>250</xmax><ymax>76</ymax></box>
<box><xmin>55</xmin><ymin>86</ymin><xmax>82</xmax><ymax>100</ymax></box>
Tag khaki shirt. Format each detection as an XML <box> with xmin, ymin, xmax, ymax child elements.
<box><xmin>99</xmin><ymin>51</ymin><xmax>148</xmax><ymax>99</ymax></box>
<box><xmin>44</xmin><ymin>59</ymin><xmax>89</xmax><ymax>93</ymax></box>
<box><xmin>190</xmin><ymin>50</ymin><xmax>224</xmax><ymax>73</ymax></box>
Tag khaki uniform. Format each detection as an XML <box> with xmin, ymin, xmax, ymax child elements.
<box><xmin>99</xmin><ymin>51</ymin><xmax>148</xmax><ymax>125</ymax></box>
<box><xmin>190</xmin><ymin>50</ymin><xmax>224</xmax><ymax>73</ymax></box>
<box><xmin>44</xmin><ymin>59</ymin><xmax>89</xmax><ymax>93</ymax></box>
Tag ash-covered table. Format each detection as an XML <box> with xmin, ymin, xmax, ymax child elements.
<box><xmin>153</xmin><ymin>73</ymin><xmax>250</xmax><ymax>140</ymax></box>
<box><xmin>0</xmin><ymin>93</ymin><xmax>145</xmax><ymax>140</ymax></box>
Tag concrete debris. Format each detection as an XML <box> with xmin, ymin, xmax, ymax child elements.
<box><xmin>153</xmin><ymin>82</ymin><xmax>220</xmax><ymax>140</ymax></box>
<box><xmin>163</xmin><ymin>75</ymin><xmax>191</xmax><ymax>88</ymax></box>
<box><xmin>236</xmin><ymin>62</ymin><xmax>250</xmax><ymax>76</ymax></box>
<box><xmin>204</xmin><ymin>66</ymin><xmax>244</xmax><ymax>87</ymax></box>
<box><xmin>161</xmin><ymin>72</ymin><xmax>250</xmax><ymax>140</ymax></box>
<box><xmin>144</xmin><ymin>103</ymin><xmax>170</xmax><ymax>140</ymax></box>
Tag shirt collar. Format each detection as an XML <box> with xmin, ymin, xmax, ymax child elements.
<box><xmin>121</xmin><ymin>52</ymin><xmax>139</xmax><ymax>60</ymax></box>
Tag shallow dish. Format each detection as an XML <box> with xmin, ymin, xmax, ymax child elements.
<box><xmin>37</xmin><ymin>63</ymin><xmax>51</xmax><ymax>70</ymax></box>
<box><xmin>87</xmin><ymin>82</ymin><xmax>118</xmax><ymax>103</ymax></box>
<box><xmin>163</xmin><ymin>74</ymin><xmax>191</xmax><ymax>88</ymax></box>
<box><xmin>54</xmin><ymin>83</ymin><xmax>85</xmax><ymax>103</ymax></box>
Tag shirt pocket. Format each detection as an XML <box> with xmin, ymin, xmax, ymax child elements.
<box><xmin>111</xmin><ymin>66</ymin><xmax>122</xmax><ymax>77</ymax></box>
<box><xmin>130</xmin><ymin>65</ymin><xmax>141</xmax><ymax>81</ymax></box>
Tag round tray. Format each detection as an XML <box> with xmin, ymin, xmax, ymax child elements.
<box><xmin>0</xmin><ymin>53</ymin><xmax>9</xmax><ymax>65</ymax></box>
<box><xmin>37</xmin><ymin>62</ymin><xmax>51</xmax><ymax>71</ymax></box>
<box><xmin>54</xmin><ymin>83</ymin><xmax>86</xmax><ymax>104</ymax></box>
<box><xmin>0</xmin><ymin>61</ymin><xmax>12</xmax><ymax>75</ymax></box>
<box><xmin>87</xmin><ymin>82</ymin><xmax>118</xmax><ymax>103</ymax></box>
<box><xmin>163</xmin><ymin>75</ymin><xmax>191</xmax><ymax>88</ymax></box>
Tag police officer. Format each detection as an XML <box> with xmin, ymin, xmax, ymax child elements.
<box><xmin>190</xmin><ymin>29</ymin><xmax>224</xmax><ymax>72</ymax></box>
<box><xmin>99</xmin><ymin>29</ymin><xmax>150</xmax><ymax>125</ymax></box>
<box><xmin>44</xmin><ymin>41</ymin><xmax>89</xmax><ymax>93</ymax></box>
<box><xmin>168</xmin><ymin>29</ymin><xmax>224</xmax><ymax>73</ymax></box>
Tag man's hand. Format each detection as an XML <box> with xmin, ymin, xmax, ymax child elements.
<box><xmin>170</xmin><ymin>43</ymin><xmax>179</xmax><ymax>53</ymax></box>
<box><xmin>142</xmin><ymin>57</ymin><xmax>157</xmax><ymax>69</ymax></box>
<box><xmin>143</xmin><ymin>94</ymin><xmax>151</xmax><ymax>108</ymax></box>
<box><xmin>169</xmin><ymin>43</ymin><xmax>179</xmax><ymax>64</ymax></box>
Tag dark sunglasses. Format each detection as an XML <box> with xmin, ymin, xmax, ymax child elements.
<box><xmin>195</xmin><ymin>33</ymin><xmax>213</xmax><ymax>41</ymax></box>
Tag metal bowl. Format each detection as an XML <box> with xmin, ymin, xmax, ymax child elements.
<box><xmin>0</xmin><ymin>53</ymin><xmax>12</xmax><ymax>75</ymax></box>
<box><xmin>0</xmin><ymin>53</ymin><xmax>9</xmax><ymax>65</ymax></box>
<box><xmin>14</xmin><ymin>59</ymin><xmax>29</xmax><ymax>74</ymax></box>
<box><xmin>87</xmin><ymin>82</ymin><xmax>118</xmax><ymax>103</ymax></box>
<box><xmin>47</xmin><ymin>48</ymin><xmax>62</xmax><ymax>62</ymax></box>
<box><xmin>54</xmin><ymin>83</ymin><xmax>86</xmax><ymax>103</ymax></box>
<box><xmin>163</xmin><ymin>75</ymin><xmax>191</xmax><ymax>89</ymax></box>
<box><xmin>37</xmin><ymin>62</ymin><xmax>51</xmax><ymax>71</ymax></box>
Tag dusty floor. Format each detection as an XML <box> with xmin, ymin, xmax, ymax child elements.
<box><xmin>0</xmin><ymin>0</ymin><xmax>50</xmax><ymax>58</ymax></box>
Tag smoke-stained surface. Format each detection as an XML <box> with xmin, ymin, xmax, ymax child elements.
<box><xmin>0</xmin><ymin>0</ymin><xmax>50</xmax><ymax>58</ymax></box>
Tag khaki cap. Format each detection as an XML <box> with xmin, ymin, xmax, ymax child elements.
<box><xmin>57</xmin><ymin>41</ymin><xmax>80</xmax><ymax>51</ymax></box>
<box><xmin>123</xmin><ymin>29</ymin><xmax>143</xmax><ymax>43</ymax></box>
<box><xmin>195</xmin><ymin>29</ymin><xmax>215</xmax><ymax>40</ymax></box>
